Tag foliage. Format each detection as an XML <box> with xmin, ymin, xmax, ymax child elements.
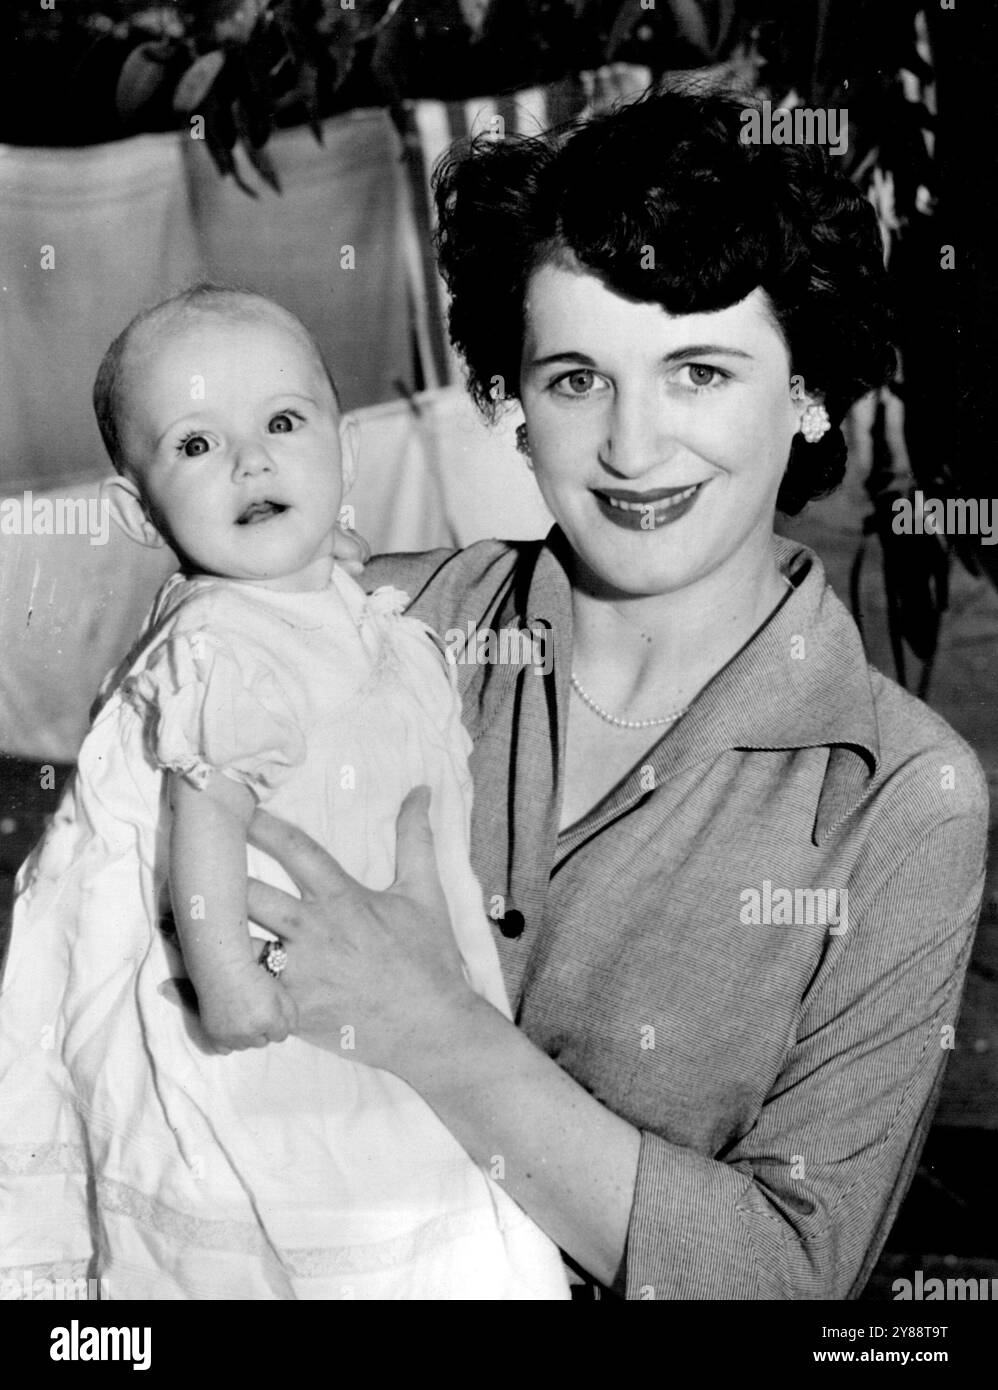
<box><xmin>103</xmin><ymin>2</ymin><xmax>406</xmax><ymax>194</ymax></box>
<box><xmin>9</xmin><ymin>2</ymin><xmax>407</xmax><ymax>186</ymax></box>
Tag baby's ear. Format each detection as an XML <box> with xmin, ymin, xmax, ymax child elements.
<box><xmin>339</xmin><ymin>415</ymin><xmax>359</xmax><ymax>495</ymax></box>
<box><xmin>100</xmin><ymin>475</ymin><xmax>166</xmax><ymax>549</ymax></box>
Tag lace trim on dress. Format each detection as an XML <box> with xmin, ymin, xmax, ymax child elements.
<box><xmin>97</xmin><ymin>1179</ymin><xmax>278</xmax><ymax>1259</ymax></box>
<box><xmin>364</xmin><ymin>586</ymin><xmax>410</xmax><ymax>619</ymax></box>
<box><xmin>282</xmin><ymin>1207</ymin><xmax>506</xmax><ymax>1278</ymax></box>
<box><xmin>95</xmin><ymin>1177</ymin><xmax>518</xmax><ymax>1276</ymax></box>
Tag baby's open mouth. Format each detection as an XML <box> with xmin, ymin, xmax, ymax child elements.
<box><xmin>236</xmin><ymin>501</ymin><xmax>288</xmax><ymax>525</ymax></box>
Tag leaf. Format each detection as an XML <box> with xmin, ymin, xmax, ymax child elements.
<box><xmin>244</xmin><ymin>139</ymin><xmax>282</xmax><ymax>194</ymax></box>
<box><xmin>201</xmin><ymin>82</ymin><xmax>260</xmax><ymax>198</ymax></box>
<box><xmin>214</xmin><ymin>0</ymin><xmax>272</xmax><ymax>45</ymax></box>
<box><xmin>669</xmin><ymin>0</ymin><xmax>711</xmax><ymax>55</ymax></box>
<box><xmin>456</xmin><ymin>0</ymin><xmax>489</xmax><ymax>36</ymax></box>
<box><xmin>115</xmin><ymin>41</ymin><xmax>174</xmax><ymax>120</ymax></box>
<box><xmin>714</xmin><ymin>0</ymin><xmax>738</xmax><ymax>56</ymax></box>
<box><xmin>205</xmin><ymin>126</ymin><xmax>259</xmax><ymax>198</ymax></box>
<box><xmin>129</xmin><ymin>10</ymin><xmax>186</xmax><ymax>41</ymax></box>
<box><xmin>292</xmin><ymin>56</ymin><xmax>323</xmax><ymax>143</ymax></box>
<box><xmin>173</xmin><ymin>49</ymin><xmax>227</xmax><ymax>114</ymax></box>
<box><xmin>233</xmin><ymin>97</ymin><xmax>281</xmax><ymax>193</ymax></box>
<box><xmin>204</xmin><ymin>82</ymin><xmax>238</xmax><ymax>153</ymax></box>
<box><xmin>328</xmin><ymin>37</ymin><xmax>357</xmax><ymax>95</ymax></box>
<box><xmin>240</xmin><ymin>46</ymin><xmax>275</xmax><ymax>147</ymax></box>
<box><xmin>606</xmin><ymin>0</ymin><xmax>647</xmax><ymax>62</ymax></box>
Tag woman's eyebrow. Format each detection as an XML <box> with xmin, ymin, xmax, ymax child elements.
<box><xmin>527</xmin><ymin>351</ymin><xmax>597</xmax><ymax>369</ymax></box>
<box><xmin>663</xmin><ymin>344</ymin><xmax>754</xmax><ymax>363</ymax></box>
<box><xmin>527</xmin><ymin>345</ymin><xmax>756</xmax><ymax>370</ymax></box>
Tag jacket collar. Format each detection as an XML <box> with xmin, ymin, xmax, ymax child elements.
<box><xmin>476</xmin><ymin>527</ymin><xmax>880</xmax><ymax>847</ymax></box>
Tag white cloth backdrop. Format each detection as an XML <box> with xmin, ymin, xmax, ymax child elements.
<box><xmin>0</xmin><ymin>78</ymin><xmax>658</xmax><ymax>761</ymax></box>
<box><xmin>0</xmin><ymin>387</ymin><xmax>552</xmax><ymax>761</ymax></box>
<box><xmin>0</xmin><ymin>109</ymin><xmax>412</xmax><ymax>496</ymax></box>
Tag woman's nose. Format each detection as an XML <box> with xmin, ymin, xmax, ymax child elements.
<box><xmin>601</xmin><ymin>391</ymin><xmax>679</xmax><ymax>477</ymax></box>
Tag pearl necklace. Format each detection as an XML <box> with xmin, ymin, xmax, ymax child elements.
<box><xmin>570</xmin><ymin>673</ymin><xmax>688</xmax><ymax>729</ymax></box>
<box><xmin>571</xmin><ymin>574</ymin><xmax>795</xmax><ymax>731</ymax></box>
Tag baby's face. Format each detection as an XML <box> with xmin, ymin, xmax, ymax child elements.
<box><xmin>121</xmin><ymin>313</ymin><xmax>344</xmax><ymax>590</ymax></box>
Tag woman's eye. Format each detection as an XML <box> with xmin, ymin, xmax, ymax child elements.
<box><xmin>268</xmin><ymin>412</ymin><xmax>297</xmax><ymax>434</ymax></box>
<box><xmin>681</xmin><ymin>364</ymin><xmax>726</xmax><ymax>390</ymax></box>
<box><xmin>552</xmin><ymin>369</ymin><xmax>605</xmax><ymax>397</ymax></box>
<box><xmin>179</xmin><ymin>435</ymin><xmax>209</xmax><ymax>458</ymax></box>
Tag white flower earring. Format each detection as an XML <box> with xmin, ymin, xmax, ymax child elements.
<box><xmin>799</xmin><ymin>403</ymin><xmax>831</xmax><ymax>444</ymax></box>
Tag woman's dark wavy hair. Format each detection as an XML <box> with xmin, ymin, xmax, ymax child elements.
<box><xmin>433</xmin><ymin>82</ymin><xmax>896</xmax><ymax>515</ymax></box>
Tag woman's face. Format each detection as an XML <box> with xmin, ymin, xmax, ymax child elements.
<box><xmin>519</xmin><ymin>262</ymin><xmax>803</xmax><ymax>598</ymax></box>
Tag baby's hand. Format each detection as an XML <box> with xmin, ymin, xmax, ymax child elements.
<box><xmin>196</xmin><ymin>961</ymin><xmax>298</xmax><ymax>1053</ymax></box>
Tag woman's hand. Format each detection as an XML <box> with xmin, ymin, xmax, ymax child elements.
<box><xmin>331</xmin><ymin>520</ymin><xmax>371</xmax><ymax>578</ymax></box>
<box><xmin>245</xmin><ymin>786</ymin><xmax>474</xmax><ymax>1073</ymax></box>
<box><xmin>252</xmin><ymin>787</ymin><xmax>640</xmax><ymax>1285</ymax></box>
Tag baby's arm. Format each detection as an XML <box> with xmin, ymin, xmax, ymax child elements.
<box><xmin>169</xmin><ymin>770</ymin><xmax>297</xmax><ymax>1051</ymax></box>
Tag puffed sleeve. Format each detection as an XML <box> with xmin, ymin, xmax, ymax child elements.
<box><xmin>121</xmin><ymin>627</ymin><xmax>306</xmax><ymax>797</ymax></box>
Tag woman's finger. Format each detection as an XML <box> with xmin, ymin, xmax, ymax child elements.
<box><xmin>332</xmin><ymin>523</ymin><xmax>371</xmax><ymax>568</ymax></box>
<box><xmin>248</xmin><ymin>808</ymin><xmax>361</xmax><ymax>901</ymax></box>
<box><xmin>393</xmin><ymin>785</ymin><xmax>446</xmax><ymax>906</ymax></box>
<box><xmin>354</xmin><ymin>532</ymin><xmax>372</xmax><ymax>566</ymax></box>
<box><xmin>246</xmin><ymin>879</ymin><xmax>308</xmax><ymax>939</ymax></box>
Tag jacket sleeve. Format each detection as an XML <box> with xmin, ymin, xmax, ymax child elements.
<box><xmin>619</xmin><ymin>807</ymin><xmax>987</xmax><ymax>1299</ymax></box>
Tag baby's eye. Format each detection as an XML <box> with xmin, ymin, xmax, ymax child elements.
<box><xmin>551</xmin><ymin>369</ymin><xmax>608</xmax><ymax>398</ymax></box>
<box><xmin>179</xmin><ymin>434</ymin><xmax>210</xmax><ymax>458</ymax></box>
<box><xmin>268</xmin><ymin>412</ymin><xmax>299</xmax><ymax>434</ymax></box>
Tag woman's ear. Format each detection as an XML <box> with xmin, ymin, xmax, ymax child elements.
<box><xmin>100</xmin><ymin>475</ymin><xmax>166</xmax><ymax>549</ymax></box>
<box><xmin>339</xmin><ymin>415</ymin><xmax>360</xmax><ymax>495</ymax></box>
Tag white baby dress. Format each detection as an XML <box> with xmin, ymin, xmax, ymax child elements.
<box><xmin>0</xmin><ymin>564</ymin><xmax>569</xmax><ymax>1300</ymax></box>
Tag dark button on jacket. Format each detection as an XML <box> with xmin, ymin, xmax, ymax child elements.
<box><xmin>497</xmin><ymin>908</ymin><xmax>525</xmax><ymax>939</ymax></box>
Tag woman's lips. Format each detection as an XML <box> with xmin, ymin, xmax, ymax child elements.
<box><xmin>593</xmin><ymin>481</ymin><xmax>707</xmax><ymax>530</ymax></box>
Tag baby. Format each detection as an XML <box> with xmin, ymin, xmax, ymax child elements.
<box><xmin>0</xmin><ymin>284</ymin><xmax>568</xmax><ymax>1300</ymax></box>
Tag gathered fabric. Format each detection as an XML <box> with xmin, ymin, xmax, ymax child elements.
<box><xmin>0</xmin><ymin>564</ymin><xmax>568</xmax><ymax>1300</ymax></box>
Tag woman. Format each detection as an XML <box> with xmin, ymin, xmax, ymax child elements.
<box><xmin>244</xmin><ymin>86</ymin><xmax>988</xmax><ymax>1298</ymax></box>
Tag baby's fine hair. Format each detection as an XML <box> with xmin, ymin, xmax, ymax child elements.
<box><xmin>92</xmin><ymin>282</ymin><xmax>339</xmax><ymax>478</ymax></box>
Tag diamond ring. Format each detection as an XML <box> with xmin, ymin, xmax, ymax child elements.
<box><xmin>261</xmin><ymin>941</ymin><xmax>288</xmax><ymax>977</ymax></box>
